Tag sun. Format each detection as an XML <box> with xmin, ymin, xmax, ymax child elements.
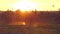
<box><xmin>13</xmin><ymin>1</ymin><xmax>37</xmax><ymax>11</ymax></box>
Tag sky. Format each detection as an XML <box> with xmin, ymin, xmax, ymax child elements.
<box><xmin>0</xmin><ymin>0</ymin><xmax>60</xmax><ymax>11</ymax></box>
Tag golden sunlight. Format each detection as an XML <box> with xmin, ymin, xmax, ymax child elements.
<box><xmin>13</xmin><ymin>1</ymin><xmax>37</xmax><ymax>11</ymax></box>
<box><xmin>0</xmin><ymin>0</ymin><xmax>60</xmax><ymax>11</ymax></box>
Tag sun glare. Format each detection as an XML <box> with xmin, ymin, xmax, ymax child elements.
<box><xmin>13</xmin><ymin>1</ymin><xmax>37</xmax><ymax>12</ymax></box>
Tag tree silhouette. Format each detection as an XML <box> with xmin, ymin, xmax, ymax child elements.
<box><xmin>0</xmin><ymin>11</ymin><xmax>16</xmax><ymax>25</ymax></box>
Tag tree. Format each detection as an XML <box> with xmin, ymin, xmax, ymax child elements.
<box><xmin>0</xmin><ymin>11</ymin><xmax>16</xmax><ymax>25</ymax></box>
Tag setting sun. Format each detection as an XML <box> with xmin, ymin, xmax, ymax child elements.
<box><xmin>13</xmin><ymin>1</ymin><xmax>37</xmax><ymax>11</ymax></box>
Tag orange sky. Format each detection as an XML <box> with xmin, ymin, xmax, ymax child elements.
<box><xmin>0</xmin><ymin>0</ymin><xmax>60</xmax><ymax>11</ymax></box>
